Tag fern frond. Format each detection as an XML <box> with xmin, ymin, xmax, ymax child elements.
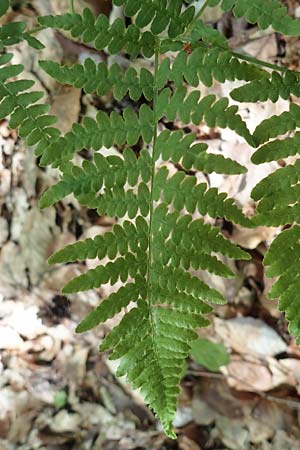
<box><xmin>231</xmin><ymin>71</ymin><xmax>300</xmax><ymax>103</ymax></box>
<box><xmin>40</xmin><ymin>106</ymin><xmax>154</xmax><ymax>167</ymax></box>
<box><xmin>0</xmin><ymin>55</ymin><xmax>59</xmax><ymax>153</ymax></box>
<box><xmin>38</xmin><ymin>8</ymin><xmax>156</xmax><ymax>58</ymax></box>
<box><xmin>154</xmin><ymin>130</ymin><xmax>246</xmax><ymax>174</ymax></box>
<box><xmin>253</xmin><ymin>104</ymin><xmax>300</xmax><ymax>146</ymax></box>
<box><xmin>190</xmin><ymin>20</ymin><xmax>229</xmax><ymax>48</ymax></box>
<box><xmin>264</xmin><ymin>226</ymin><xmax>300</xmax><ymax>343</ymax></box>
<box><xmin>113</xmin><ymin>0</ymin><xmax>195</xmax><ymax>38</ymax></box>
<box><xmin>40</xmin><ymin>149</ymin><xmax>152</xmax><ymax>214</ymax></box>
<box><xmin>39</xmin><ymin>59</ymin><xmax>154</xmax><ymax>102</ymax></box>
<box><xmin>51</xmin><ymin>198</ymin><xmax>249</xmax><ymax>436</ymax></box>
<box><xmin>252</xmin><ymin>161</ymin><xmax>300</xmax><ymax>226</ymax></box>
<box><xmin>46</xmin><ymin>155</ymin><xmax>250</xmax><ymax>436</ymax></box>
<box><xmin>158</xmin><ymin>48</ymin><xmax>268</xmax><ymax>89</ymax></box>
<box><xmin>1</xmin><ymin>3</ymin><xmax>257</xmax><ymax>437</ymax></box>
<box><xmin>251</xmin><ymin>133</ymin><xmax>300</xmax><ymax>164</ymax></box>
<box><xmin>210</xmin><ymin>0</ymin><xmax>300</xmax><ymax>36</ymax></box>
<box><xmin>154</xmin><ymin>166</ymin><xmax>252</xmax><ymax>227</ymax></box>
<box><xmin>49</xmin><ymin>217</ymin><xmax>148</xmax><ymax>263</ymax></box>
<box><xmin>40</xmin><ymin>47</ymin><xmax>267</xmax><ymax>107</ymax></box>
<box><xmin>157</xmin><ymin>87</ymin><xmax>253</xmax><ymax>145</ymax></box>
<box><xmin>0</xmin><ymin>3</ymin><xmax>44</xmax><ymax>50</ymax></box>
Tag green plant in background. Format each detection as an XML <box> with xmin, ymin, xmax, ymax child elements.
<box><xmin>190</xmin><ymin>338</ymin><xmax>230</xmax><ymax>372</ymax></box>
<box><xmin>1</xmin><ymin>0</ymin><xmax>300</xmax><ymax>438</ymax></box>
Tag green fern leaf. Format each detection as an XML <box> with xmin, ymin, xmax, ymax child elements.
<box><xmin>158</xmin><ymin>48</ymin><xmax>268</xmax><ymax>89</ymax></box>
<box><xmin>157</xmin><ymin>87</ymin><xmax>253</xmax><ymax>145</ymax></box>
<box><xmin>39</xmin><ymin>47</ymin><xmax>267</xmax><ymax>109</ymax></box>
<box><xmin>113</xmin><ymin>0</ymin><xmax>195</xmax><ymax>38</ymax></box>
<box><xmin>251</xmin><ymin>133</ymin><xmax>300</xmax><ymax>164</ymax></box>
<box><xmin>154</xmin><ymin>130</ymin><xmax>246</xmax><ymax>174</ymax></box>
<box><xmin>0</xmin><ymin>0</ymin><xmax>9</xmax><ymax>17</ymax></box>
<box><xmin>0</xmin><ymin>18</ymin><xmax>44</xmax><ymax>50</ymax></box>
<box><xmin>0</xmin><ymin>55</ymin><xmax>58</xmax><ymax>153</ymax></box>
<box><xmin>264</xmin><ymin>226</ymin><xmax>300</xmax><ymax>343</ymax></box>
<box><xmin>253</xmin><ymin>104</ymin><xmax>300</xmax><ymax>146</ymax></box>
<box><xmin>252</xmin><ymin>161</ymin><xmax>300</xmax><ymax>226</ymax></box>
<box><xmin>210</xmin><ymin>0</ymin><xmax>300</xmax><ymax>36</ymax></box>
<box><xmin>40</xmin><ymin>105</ymin><xmax>154</xmax><ymax>166</ymax></box>
<box><xmin>231</xmin><ymin>71</ymin><xmax>300</xmax><ymax>103</ymax></box>
<box><xmin>38</xmin><ymin>8</ymin><xmax>156</xmax><ymax>58</ymax></box>
<box><xmin>39</xmin><ymin>59</ymin><xmax>154</xmax><ymax>101</ymax></box>
<box><xmin>0</xmin><ymin>6</ymin><xmax>256</xmax><ymax>438</ymax></box>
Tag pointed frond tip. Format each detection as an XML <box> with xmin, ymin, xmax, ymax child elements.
<box><xmin>48</xmin><ymin>199</ymin><xmax>249</xmax><ymax>436</ymax></box>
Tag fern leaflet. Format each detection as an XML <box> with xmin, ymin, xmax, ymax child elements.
<box><xmin>2</xmin><ymin>0</ymin><xmax>279</xmax><ymax>438</ymax></box>
<box><xmin>264</xmin><ymin>226</ymin><xmax>300</xmax><ymax>343</ymax></box>
<box><xmin>209</xmin><ymin>0</ymin><xmax>300</xmax><ymax>36</ymax></box>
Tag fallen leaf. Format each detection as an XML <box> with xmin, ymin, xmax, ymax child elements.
<box><xmin>215</xmin><ymin>317</ymin><xmax>287</xmax><ymax>357</ymax></box>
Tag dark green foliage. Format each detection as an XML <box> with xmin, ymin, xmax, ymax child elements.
<box><xmin>113</xmin><ymin>0</ymin><xmax>195</xmax><ymax>37</ymax></box>
<box><xmin>231</xmin><ymin>71</ymin><xmax>300</xmax><ymax>103</ymax></box>
<box><xmin>0</xmin><ymin>54</ymin><xmax>59</xmax><ymax>153</ymax></box>
<box><xmin>209</xmin><ymin>0</ymin><xmax>300</xmax><ymax>35</ymax></box>
<box><xmin>38</xmin><ymin>8</ymin><xmax>156</xmax><ymax>58</ymax></box>
<box><xmin>264</xmin><ymin>226</ymin><xmax>300</xmax><ymax>343</ymax></box>
<box><xmin>190</xmin><ymin>338</ymin><xmax>230</xmax><ymax>372</ymax></box>
<box><xmin>2</xmin><ymin>0</ymin><xmax>300</xmax><ymax>439</ymax></box>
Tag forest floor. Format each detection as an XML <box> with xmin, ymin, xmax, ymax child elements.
<box><xmin>1</xmin><ymin>1</ymin><xmax>300</xmax><ymax>449</ymax></box>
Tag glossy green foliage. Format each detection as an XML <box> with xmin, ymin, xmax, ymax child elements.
<box><xmin>3</xmin><ymin>0</ymin><xmax>300</xmax><ymax>440</ymax></box>
<box><xmin>209</xmin><ymin>0</ymin><xmax>300</xmax><ymax>36</ymax></box>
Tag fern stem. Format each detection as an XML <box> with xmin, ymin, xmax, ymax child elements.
<box><xmin>194</xmin><ymin>0</ymin><xmax>211</xmax><ymax>22</ymax></box>
<box><xmin>147</xmin><ymin>40</ymin><xmax>159</xmax><ymax>315</ymax></box>
<box><xmin>145</xmin><ymin>38</ymin><xmax>170</xmax><ymax>421</ymax></box>
<box><xmin>179</xmin><ymin>36</ymin><xmax>289</xmax><ymax>73</ymax></box>
<box><xmin>185</xmin><ymin>0</ymin><xmax>211</xmax><ymax>36</ymax></box>
<box><xmin>230</xmin><ymin>49</ymin><xmax>288</xmax><ymax>73</ymax></box>
<box><xmin>70</xmin><ymin>0</ymin><xmax>75</xmax><ymax>13</ymax></box>
<box><xmin>26</xmin><ymin>25</ymin><xmax>46</xmax><ymax>35</ymax></box>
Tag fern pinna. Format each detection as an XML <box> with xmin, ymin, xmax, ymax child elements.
<box><xmin>229</xmin><ymin>8</ymin><xmax>300</xmax><ymax>344</ymax></box>
<box><xmin>2</xmin><ymin>0</ymin><xmax>300</xmax><ymax>438</ymax></box>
